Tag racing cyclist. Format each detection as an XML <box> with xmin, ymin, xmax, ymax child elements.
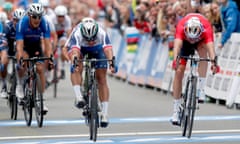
<box><xmin>62</xmin><ymin>17</ymin><xmax>117</xmax><ymax>127</ymax></box>
<box><xmin>0</xmin><ymin>8</ymin><xmax>25</xmax><ymax>99</ymax></box>
<box><xmin>171</xmin><ymin>13</ymin><xmax>219</xmax><ymax>125</ymax></box>
<box><xmin>53</xmin><ymin>5</ymin><xmax>72</xmax><ymax>79</ymax></box>
<box><xmin>15</xmin><ymin>3</ymin><xmax>53</xmax><ymax>114</ymax></box>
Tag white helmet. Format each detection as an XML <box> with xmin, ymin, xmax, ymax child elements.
<box><xmin>80</xmin><ymin>17</ymin><xmax>98</xmax><ymax>41</ymax></box>
<box><xmin>27</xmin><ymin>3</ymin><xmax>44</xmax><ymax>16</ymax></box>
<box><xmin>39</xmin><ymin>0</ymin><xmax>49</xmax><ymax>7</ymax></box>
<box><xmin>0</xmin><ymin>12</ymin><xmax>7</xmax><ymax>22</ymax></box>
<box><xmin>13</xmin><ymin>8</ymin><xmax>25</xmax><ymax>20</ymax></box>
<box><xmin>184</xmin><ymin>17</ymin><xmax>204</xmax><ymax>39</ymax></box>
<box><xmin>54</xmin><ymin>5</ymin><xmax>67</xmax><ymax>16</ymax></box>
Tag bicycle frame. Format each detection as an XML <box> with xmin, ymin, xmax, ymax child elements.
<box><xmin>73</xmin><ymin>55</ymin><xmax>115</xmax><ymax>142</ymax></box>
<box><xmin>178</xmin><ymin>55</ymin><xmax>215</xmax><ymax>138</ymax></box>
<box><xmin>21</xmin><ymin>56</ymin><xmax>53</xmax><ymax>127</ymax></box>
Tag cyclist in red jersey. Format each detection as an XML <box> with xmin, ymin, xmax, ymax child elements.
<box><xmin>171</xmin><ymin>13</ymin><xmax>219</xmax><ymax>125</ymax></box>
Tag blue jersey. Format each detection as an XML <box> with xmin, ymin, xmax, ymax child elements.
<box><xmin>4</xmin><ymin>21</ymin><xmax>16</xmax><ymax>55</ymax></box>
<box><xmin>16</xmin><ymin>15</ymin><xmax>50</xmax><ymax>50</ymax></box>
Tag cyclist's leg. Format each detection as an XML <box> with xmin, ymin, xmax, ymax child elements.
<box><xmin>94</xmin><ymin>50</ymin><xmax>109</xmax><ymax>127</ymax></box>
<box><xmin>16</xmin><ymin>51</ymin><xmax>28</xmax><ymax>102</ymax></box>
<box><xmin>59</xmin><ymin>36</ymin><xmax>67</xmax><ymax>79</ymax></box>
<box><xmin>70</xmin><ymin>48</ymin><xmax>85</xmax><ymax>108</ymax></box>
<box><xmin>196</xmin><ymin>43</ymin><xmax>208</xmax><ymax>103</ymax></box>
<box><xmin>0</xmin><ymin>49</ymin><xmax>9</xmax><ymax>99</ymax></box>
<box><xmin>171</xmin><ymin>41</ymin><xmax>195</xmax><ymax>124</ymax></box>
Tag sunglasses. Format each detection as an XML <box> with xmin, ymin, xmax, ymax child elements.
<box><xmin>31</xmin><ymin>15</ymin><xmax>42</xmax><ymax>20</ymax></box>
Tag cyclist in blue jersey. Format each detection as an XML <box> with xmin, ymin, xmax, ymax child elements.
<box><xmin>0</xmin><ymin>8</ymin><xmax>25</xmax><ymax>99</ymax></box>
<box><xmin>15</xmin><ymin>3</ymin><xmax>53</xmax><ymax>114</ymax></box>
<box><xmin>0</xmin><ymin>17</ymin><xmax>8</xmax><ymax>98</ymax></box>
<box><xmin>62</xmin><ymin>17</ymin><xmax>117</xmax><ymax>127</ymax></box>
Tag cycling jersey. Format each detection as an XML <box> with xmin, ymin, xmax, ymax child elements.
<box><xmin>16</xmin><ymin>15</ymin><xmax>50</xmax><ymax>57</ymax></box>
<box><xmin>53</xmin><ymin>15</ymin><xmax>72</xmax><ymax>39</ymax></box>
<box><xmin>65</xmin><ymin>24</ymin><xmax>112</xmax><ymax>69</ymax></box>
<box><xmin>175</xmin><ymin>13</ymin><xmax>214</xmax><ymax>44</ymax></box>
<box><xmin>4</xmin><ymin>21</ymin><xmax>16</xmax><ymax>55</ymax></box>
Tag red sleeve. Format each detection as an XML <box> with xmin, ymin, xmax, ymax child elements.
<box><xmin>175</xmin><ymin>20</ymin><xmax>185</xmax><ymax>40</ymax></box>
<box><xmin>202</xmin><ymin>22</ymin><xmax>214</xmax><ymax>43</ymax></box>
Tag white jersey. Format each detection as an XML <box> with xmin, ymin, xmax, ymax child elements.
<box><xmin>44</xmin><ymin>15</ymin><xmax>55</xmax><ymax>32</ymax></box>
<box><xmin>53</xmin><ymin>15</ymin><xmax>72</xmax><ymax>38</ymax></box>
<box><xmin>65</xmin><ymin>23</ymin><xmax>112</xmax><ymax>52</ymax></box>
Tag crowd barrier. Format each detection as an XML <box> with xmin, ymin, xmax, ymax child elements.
<box><xmin>107</xmin><ymin>27</ymin><xmax>240</xmax><ymax>107</ymax></box>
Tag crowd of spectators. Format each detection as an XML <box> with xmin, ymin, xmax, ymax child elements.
<box><xmin>0</xmin><ymin>0</ymin><xmax>239</xmax><ymax>47</ymax></box>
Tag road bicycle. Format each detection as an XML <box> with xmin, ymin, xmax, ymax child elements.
<box><xmin>177</xmin><ymin>55</ymin><xmax>216</xmax><ymax>138</ymax></box>
<box><xmin>73</xmin><ymin>55</ymin><xmax>116</xmax><ymax>142</ymax></box>
<box><xmin>6</xmin><ymin>56</ymin><xmax>18</xmax><ymax>120</ymax></box>
<box><xmin>21</xmin><ymin>56</ymin><xmax>53</xmax><ymax>127</ymax></box>
<box><xmin>45</xmin><ymin>48</ymin><xmax>62</xmax><ymax>98</ymax></box>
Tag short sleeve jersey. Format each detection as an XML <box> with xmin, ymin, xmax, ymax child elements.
<box><xmin>16</xmin><ymin>15</ymin><xmax>50</xmax><ymax>49</ymax></box>
<box><xmin>65</xmin><ymin>23</ymin><xmax>112</xmax><ymax>53</ymax></box>
<box><xmin>175</xmin><ymin>13</ymin><xmax>214</xmax><ymax>44</ymax></box>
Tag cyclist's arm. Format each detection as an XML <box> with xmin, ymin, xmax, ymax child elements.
<box><xmin>173</xmin><ymin>39</ymin><xmax>183</xmax><ymax>61</ymax></box>
<box><xmin>205</xmin><ymin>42</ymin><xmax>215</xmax><ymax>61</ymax></box>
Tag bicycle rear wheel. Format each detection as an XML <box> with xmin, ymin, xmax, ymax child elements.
<box><xmin>23</xmin><ymin>79</ymin><xmax>33</xmax><ymax>126</ymax></box>
<box><xmin>34</xmin><ymin>74</ymin><xmax>44</xmax><ymax>127</ymax></box>
<box><xmin>89</xmin><ymin>81</ymin><xmax>99</xmax><ymax>142</ymax></box>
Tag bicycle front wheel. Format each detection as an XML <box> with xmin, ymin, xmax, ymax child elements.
<box><xmin>10</xmin><ymin>80</ymin><xmax>18</xmax><ymax>120</ymax></box>
<box><xmin>34</xmin><ymin>74</ymin><xmax>44</xmax><ymax>127</ymax></box>
<box><xmin>89</xmin><ymin>81</ymin><xmax>99</xmax><ymax>142</ymax></box>
<box><xmin>23</xmin><ymin>79</ymin><xmax>33</xmax><ymax>126</ymax></box>
<box><xmin>181</xmin><ymin>76</ymin><xmax>197</xmax><ymax>138</ymax></box>
<box><xmin>187</xmin><ymin>76</ymin><xmax>197</xmax><ymax>138</ymax></box>
<box><xmin>53</xmin><ymin>58</ymin><xmax>58</xmax><ymax>98</ymax></box>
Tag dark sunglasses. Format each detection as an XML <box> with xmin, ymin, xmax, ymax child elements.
<box><xmin>31</xmin><ymin>15</ymin><xmax>42</xmax><ymax>20</ymax></box>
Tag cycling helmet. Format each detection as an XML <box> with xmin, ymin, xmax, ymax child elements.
<box><xmin>184</xmin><ymin>17</ymin><xmax>204</xmax><ymax>39</ymax></box>
<box><xmin>13</xmin><ymin>8</ymin><xmax>25</xmax><ymax>20</ymax></box>
<box><xmin>54</xmin><ymin>5</ymin><xmax>67</xmax><ymax>16</ymax></box>
<box><xmin>0</xmin><ymin>12</ymin><xmax>7</xmax><ymax>22</ymax></box>
<box><xmin>27</xmin><ymin>3</ymin><xmax>44</xmax><ymax>16</ymax></box>
<box><xmin>3</xmin><ymin>2</ymin><xmax>13</xmax><ymax>12</ymax></box>
<box><xmin>80</xmin><ymin>17</ymin><xmax>98</xmax><ymax>41</ymax></box>
<box><xmin>39</xmin><ymin>0</ymin><xmax>49</xmax><ymax>7</ymax></box>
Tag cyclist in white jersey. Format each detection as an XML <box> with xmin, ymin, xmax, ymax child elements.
<box><xmin>53</xmin><ymin>5</ymin><xmax>72</xmax><ymax>79</ymax></box>
<box><xmin>62</xmin><ymin>17</ymin><xmax>117</xmax><ymax>127</ymax></box>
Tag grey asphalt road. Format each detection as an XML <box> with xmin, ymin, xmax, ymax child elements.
<box><xmin>0</xmin><ymin>64</ymin><xmax>240</xmax><ymax>144</ymax></box>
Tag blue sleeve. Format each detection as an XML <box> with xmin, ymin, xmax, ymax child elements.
<box><xmin>16</xmin><ymin>20</ymin><xmax>24</xmax><ymax>40</ymax></box>
<box><xmin>0</xmin><ymin>22</ymin><xmax>3</xmax><ymax>34</ymax></box>
<box><xmin>221</xmin><ymin>8</ymin><xmax>239</xmax><ymax>45</ymax></box>
<box><xmin>41</xmin><ymin>19</ymin><xmax>51</xmax><ymax>39</ymax></box>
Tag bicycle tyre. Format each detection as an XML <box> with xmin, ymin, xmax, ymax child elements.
<box><xmin>53</xmin><ymin>64</ymin><xmax>58</xmax><ymax>98</ymax></box>
<box><xmin>187</xmin><ymin>76</ymin><xmax>197</xmax><ymax>138</ymax></box>
<box><xmin>34</xmin><ymin>74</ymin><xmax>44</xmax><ymax>127</ymax></box>
<box><xmin>10</xmin><ymin>78</ymin><xmax>17</xmax><ymax>120</ymax></box>
<box><xmin>89</xmin><ymin>80</ymin><xmax>99</xmax><ymax>141</ymax></box>
<box><xmin>181</xmin><ymin>77</ymin><xmax>190</xmax><ymax>137</ymax></box>
<box><xmin>23</xmin><ymin>78</ymin><xmax>33</xmax><ymax>126</ymax></box>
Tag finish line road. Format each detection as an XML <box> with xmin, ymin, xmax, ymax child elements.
<box><xmin>0</xmin><ymin>64</ymin><xmax>239</xmax><ymax>144</ymax></box>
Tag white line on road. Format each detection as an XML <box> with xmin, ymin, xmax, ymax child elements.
<box><xmin>1</xmin><ymin>129</ymin><xmax>240</xmax><ymax>140</ymax></box>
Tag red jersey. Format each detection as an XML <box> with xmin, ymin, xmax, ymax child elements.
<box><xmin>175</xmin><ymin>13</ymin><xmax>214</xmax><ymax>44</ymax></box>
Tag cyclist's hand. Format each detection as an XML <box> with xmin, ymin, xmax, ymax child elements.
<box><xmin>109</xmin><ymin>64</ymin><xmax>118</xmax><ymax>73</ymax></box>
<box><xmin>62</xmin><ymin>47</ymin><xmax>70</xmax><ymax>62</ymax></box>
<box><xmin>211</xmin><ymin>64</ymin><xmax>220</xmax><ymax>75</ymax></box>
<box><xmin>172</xmin><ymin>59</ymin><xmax>177</xmax><ymax>70</ymax></box>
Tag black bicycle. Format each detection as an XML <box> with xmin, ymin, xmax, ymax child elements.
<box><xmin>21</xmin><ymin>56</ymin><xmax>53</xmax><ymax>127</ymax></box>
<box><xmin>177</xmin><ymin>55</ymin><xmax>216</xmax><ymax>138</ymax></box>
<box><xmin>73</xmin><ymin>55</ymin><xmax>116</xmax><ymax>142</ymax></box>
<box><xmin>7</xmin><ymin>56</ymin><xmax>18</xmax><ymax>120</ymax></box>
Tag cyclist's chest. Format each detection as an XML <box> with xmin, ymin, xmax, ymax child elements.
<box><xmin>23</xmin><ymin>27</ymin><xmax>43</xmax><ymax>39</ymax></box>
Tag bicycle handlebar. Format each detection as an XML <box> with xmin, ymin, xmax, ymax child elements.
<box><xmin>73</xmin><ymin>56</ymin><xmax>116</xmax><ymax>68</ymax></box>
<box><xmin>19</xmin><ymin>55</ymin><xmax>54</xmax><ymax>66</ymax></box>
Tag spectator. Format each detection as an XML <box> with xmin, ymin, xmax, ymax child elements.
<box><xmin>211</xmin><ymin>1</ymin><xmax>222</xmax><ymax>33</ymax></box>
<box><xmin>217</xmin><ymin>0</ymin><xmax>240</xmax><ymax>49</ymax></box>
